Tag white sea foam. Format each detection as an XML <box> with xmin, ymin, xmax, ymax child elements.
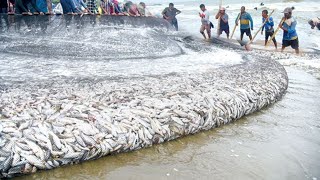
<box><xmin>0</xmin><ymin>45</ymin><xmax>243</xmax><ymax>86</ymax></box>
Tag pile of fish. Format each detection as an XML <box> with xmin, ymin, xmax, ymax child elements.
<box><xmin>0</xmin><ymin>58</ymin><xmax>288</xmax><ymax>178</ymax></box>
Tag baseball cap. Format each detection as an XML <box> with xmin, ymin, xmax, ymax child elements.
<box><xmin>220</xmin><ymin>7</ymin><xmax>226</xmax><ymax>11</ymax></box>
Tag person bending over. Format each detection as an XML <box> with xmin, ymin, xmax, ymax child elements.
<box><xmin>162</xmin><ymin>3</ymin><xmax>181</xmax><ymax>31</ymax></box>
<box><xmin>279</xmin><ymin>7</ymin><xmax>299</xmax><ymax>54</ymax></box>
<box><xmin>123</xmin><ymin>1</ymin><xmax>140</xmax><ymax>16</ymax></box>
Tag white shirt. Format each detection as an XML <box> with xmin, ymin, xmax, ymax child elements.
<box><xmin>200</xmin><ymin>10</ymin><xmax>210</xmax><ymax>25</ymax></box>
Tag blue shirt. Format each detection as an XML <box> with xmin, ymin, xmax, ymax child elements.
<box><xmin>236</xmin><ymin>12</ymin><xmax>253</xmax><ymax>29</ymax></box>
<box><xmin>36</xmin><ymin>0</ymin><xmax>48</xmax><ymax>13</ymax></box>
<box><xmin>262</xmin><ymin>17</ymin><xmax>274</xmax><ymax>32</ymax></box>
<box><xmin>282</xmin><ymin>17</ymin><xmax>298</xmax><ymax>40</ymax></box>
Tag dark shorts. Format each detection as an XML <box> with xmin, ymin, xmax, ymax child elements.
<box><xmin>265</xmin><ymin>30</ymin><xmax>276</xmax><ymax>41</ymax></box>
<box><xmin>219</xmin><ymin>27</ymin><xmax>229</xmax><ymax>35</ymax></box>
<box><xmin>282</xmin><ymin>38</ymin><xmax>299</xmax><ymax>49</ymax></box>
<box><xmin>241</xmin><ymin>28</ymin><xmax>251</xmax><ymax>36</ymax></box>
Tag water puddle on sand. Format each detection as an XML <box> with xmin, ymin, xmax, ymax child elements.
<box><xmin>14</xmin><ymin>67</ymin><xmax>320</xmax><ymax>180</ymax></box>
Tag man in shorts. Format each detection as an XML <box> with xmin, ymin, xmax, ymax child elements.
<box><xmin>261</xmin><ymin>9</ymin><xmax>277</xmax><ymax>49</ymax></box>
<box><xmin>215</xmin><ymin>7</ymin><xmax>229</xmax><ymax>39</ymax></box>
<box><xmin>279</xmin><ymin>7</ymin><xmax>299</xmax><ymax>54</ymax></box>
<box><xmin>199</xmin><ymin>4</ymin><xmax>211</xmax><ymax>39</ymax></box>
<box><xmin>236</xmin><ymin>6</ymin><xmax>253</xmax><ymax>41</ymax></box>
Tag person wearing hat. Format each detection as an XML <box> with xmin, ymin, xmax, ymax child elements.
<box><xmin>279</xmin><ymin>7</ymin><xmax>299</xmax><ymax>54</ymax></box>
<box><xmin>199</xmin><ymin>4</ymin><xmax>211</xmax><ymax>39</ymax></box>
<box><xmin>215</xmin><ymin>7</ymin><xmax>229</xmax><ymax>39</ymax></box>
<box><xmin>261</xmin><ymin>9</ymin><xmax>277</xmax><ymax>48</ymax></box>
<box><xmin>236</xmin><ymin>6</ymin><xmax>253</xmax><ymax>41</ymax></box>
<box><xmin>162</xmin><ymin>3</ymin><xmax>181</xmax><ymax>31</ymax></box>
<box><xmin>308</xmin><ymin>17</ymin><xmax>320</xmax><ymax>30</ymax></box>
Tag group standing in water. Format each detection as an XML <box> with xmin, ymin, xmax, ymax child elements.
<box><xmin>188</xmin><ymin>4</ymin><xmax>300</xmax><ymax>54</ymax></box>
<box><xmin>0</xmin><ymin>0</ymin><xmax>153</xmax><ymax>17</ymax></box>
<box><xmin>160</xmin><ymin>3</ymin><xmax>306</xmax><ymax>54</ymax></box>
<box><xmin>61</xmin><ymin>0</ymin><xmax>153</xmax><ymax>16</ymax></box>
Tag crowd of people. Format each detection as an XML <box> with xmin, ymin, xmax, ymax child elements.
<box><xmin>0</xmin><ymin>0</ymin><xmax>153</xmax><ymax>16</ymax></box>
<box><xmin>0</xmin><ymin>0</ymin><xmax>51</xmax><ymax>15</ymax></box>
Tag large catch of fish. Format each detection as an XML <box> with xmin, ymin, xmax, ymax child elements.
<box><xmin>0</xmin><ymin>58</ymin><xmax>288</xmax><ymax>178</ymax></box>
